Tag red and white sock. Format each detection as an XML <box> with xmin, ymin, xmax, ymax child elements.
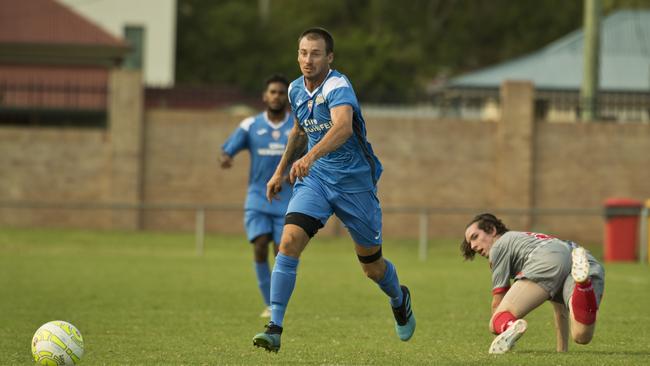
<box><xmin>492</xmin><ymin>311</ymin><xmax>518</xmax><ymax>334</ymax></box>
<box><xmin>571</xmin><ymin>279</ymin><xmax>598</xmax><ymax>325</ymax></box>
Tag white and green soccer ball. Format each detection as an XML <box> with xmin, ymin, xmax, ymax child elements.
<box><xmin>31</xmin><ymin>321</ymin><xmax>84</xmax><ymax>365</ymax></box>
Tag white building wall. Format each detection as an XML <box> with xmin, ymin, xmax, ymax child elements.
<box><xmin>59</xmin><ymin>0</ymin><xmax>177</xmax><ymax>86</ymax></box>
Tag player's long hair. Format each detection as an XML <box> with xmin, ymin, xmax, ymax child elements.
<box><xmin>460</xmin><ymin>213</ymin><xmax>509</xmax><ymax>260</ymax></box>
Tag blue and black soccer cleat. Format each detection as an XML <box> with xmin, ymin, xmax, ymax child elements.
<box><xmin>253</xmin><ymin>322</ymin><xmax>282</xmax><ymax>353</ymax></box>
<box><xmin>392</xmin><ymin>285</ymin><xmax>416</xmax><ymax>341</ymax></box>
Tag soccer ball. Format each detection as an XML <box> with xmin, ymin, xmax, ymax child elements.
<box><xmin>31</xmin><ymin>321</ymin><xmax>84</xmax><ymax>365</ymax></box>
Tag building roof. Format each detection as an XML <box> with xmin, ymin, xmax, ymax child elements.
<box><xmin>450</xmin><ymin>10</ymin><xmax>650</xmax><ymax>91</ymax></box>
<box><xmin>0</xmin><ymin>0</ymin><xmax>126</xmax><ymax>47</ymax></box>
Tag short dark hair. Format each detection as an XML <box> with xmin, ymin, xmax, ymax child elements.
<box><xmin>298</xmin><ymin>27</ymin><xmax>334</xmax><ymax>54</ymax></box>
<box><xmin>265</xmin><ymin>74</ymin><xmax>289</xmax><ymax>89</ymax></box>
<box><xmin>460</xmin><ymin>213</ymin><xmax>509</xmax><ymax>261</ymax></box>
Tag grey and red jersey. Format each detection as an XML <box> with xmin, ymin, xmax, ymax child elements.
<box><xmin>489</xmin><ymin>230</ymin><xmax>605</xmax><ymax>308</ymax></box>
<box><xmin>489</xmin><ymin>231</ymin><xmax>565</xmax><ymax>295</ymax></box>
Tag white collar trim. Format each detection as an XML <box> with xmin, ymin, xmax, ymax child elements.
<box><xmin>264</xmin><ymin>111</ymin><xmax>291</xmax><ymax>129</ymax></box>
<box><xmin>303</xmin><ymin>69</ymin><xmax>332</xmax><ymax>97</ymax></box>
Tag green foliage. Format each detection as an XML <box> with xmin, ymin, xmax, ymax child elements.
<box><xmin>176</xmin><ymin>0</ymin><xmax>650</xmax><ymax>102</ymax></box>
<box><xmin>1</xmin><ymin>227</ymin><xmax>648</xmax><ymax>364</ymax></box>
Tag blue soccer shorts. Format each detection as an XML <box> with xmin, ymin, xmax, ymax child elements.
<box><xmin>286</xmin><ymin>176</ymin><xmax>382</xmax><ymax>246</ymax></box>
<box><xmin>244</xmin><ymin>209</ymin><xmax>284</xmax><ymax>244</ymax></box>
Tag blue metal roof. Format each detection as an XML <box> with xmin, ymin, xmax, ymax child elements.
<box><xmin>450</xmin><ymin>10</ymin><xmax>650</xmax><ymax>91</ymax></box>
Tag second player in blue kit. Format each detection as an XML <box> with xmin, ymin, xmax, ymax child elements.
<box><xmin>220</xmin><ymin>75</ymin><xmax>293</xmax><ymax>318</ymax></box>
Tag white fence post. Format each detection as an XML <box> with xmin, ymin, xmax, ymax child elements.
<box><xmin>196</xmin><ymin>208</ymin><xmax>205</xmax><ymax>256</ymax></box>
<box><xmin>418</xmin><ymin>209</ymin><xmax>428</xmax><ymax>262</ymax></box>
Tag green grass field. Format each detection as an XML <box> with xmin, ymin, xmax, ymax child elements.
<box><xmin>1</xmin><ymin>227</ymin><xmax>648</xmax><ymax>365</ymax></box>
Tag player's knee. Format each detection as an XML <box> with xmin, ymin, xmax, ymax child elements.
<box><xmin>277</xmin><ymin>228</ymin><xmax>309</xmax><ymax>257</ymax></box>
<box><xmin>357</xmin><ymin>247</ymin><xmax>382</xmax><ymax>264</ymax></box>
<box><xmin>361</xmin><ymin>263</ymin><xmax>384</xmax><ymax>281</ymax></box>
<box><xmin>285</xmin><ymin>212</ymin><xmax>322</xmax><ymax>238</ymax></box>
<box><xmin>253</xmin><ymin>246</ymin><xmax>268</xmax><ymax>262</ymax></box>
<box><xmin>252</xmin><ymin>235</ymin><xmax>270</xmax><ymax>261</ymax></box>
<box><xmin>573</xmin><ymin>334</ymin><xmax>593</xmax><ymax>345</ymax></box>
<box><xmin>572</xmin><ymin>329</ymin><xmax>593</xmax><ymax>344</ymax></box>
<box><xmin>278</xmin><ymin>238</ymin><xmax>301</xmax><ymax>257</ymax></box>
<box><xmin>357</xmin><ymin>248</ymin><xmax>383</xmax><ymax>280</ymax></box>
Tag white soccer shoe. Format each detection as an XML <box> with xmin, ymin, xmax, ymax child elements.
<box><xmin>571</xmin><ymin>246</ymin><xmax>590</xmax><ymax>283</ymax></box>
<box><xmin>488</xmin><ymin>319</ymin><xmax>527</xmax><ymax>354</ymax></box>
<box><xmin>259</xmin><ymin>306</ymin><xmax>272</xmax><ymax>318</ymax></box>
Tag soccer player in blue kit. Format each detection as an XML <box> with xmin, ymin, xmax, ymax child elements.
<box><xmin>252</xmin><ymin>28</ymin><xmax>415</xmax><ymax>352</ymax></box>
<box><xmin>220</xmin><ymin>74</ymin><xmax>294</xmax><ymax>318</ymax></box>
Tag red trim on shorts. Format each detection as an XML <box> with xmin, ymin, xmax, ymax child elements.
<box><xmin>492</xmin><ymin>286</ymin><xmax>510</xmax><ymax>295</ymax></box>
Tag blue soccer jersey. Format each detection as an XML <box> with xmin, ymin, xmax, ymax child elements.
<box><xmin>288</xmin><ymin>69</ymin><xmax>383</xmax><ymax>192</ymax></box>
<box><xmin>222</xmin><ymin>111</ymin><xmax>293</xmax><ymax>216</ymax></box>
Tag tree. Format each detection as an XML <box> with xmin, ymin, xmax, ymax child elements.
<box><xmin>175</xmin><ymin>0</ymin><xmax>648</xmax><ymax>103</ymax></box>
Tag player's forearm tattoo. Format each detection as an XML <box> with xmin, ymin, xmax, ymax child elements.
<box><xmin>285</xmin><ymin>132</ymin><xmax>307</xmax><ymax>165</ymax></box>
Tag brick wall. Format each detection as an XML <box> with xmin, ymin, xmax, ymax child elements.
<box><xmin>0</xmin><ymin>127</ymin><xmax>113</xmax><ymax>228</ymax></box>
<box><xmin>2</xmin><ymin>77</ymin><xmax>650</xmax><ymax>244</ymax></box>
<box><xmin>141</xmin><ymin>109</ymin><xmax>247</xmax><ymax>234</ymax></box>
<box><xmin>532</xmin><ymin>121</ymin><xmax>650</xmax><ymax>242</ymax></box>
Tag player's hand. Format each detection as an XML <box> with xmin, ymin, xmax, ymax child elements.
<box><xmin>219</xmin><ymin>154</ymin><xmax>233</xmax><ymax>169</ymax></box>
<box><xmin>282</xmin><ymin>174</ymin><xmax>292</xmax><ymax>185</ymax></box>
<box><xmin>289</xmin><ymin>154</ymin><xmax>314</xmax><ymax>184</ymax></box>
<box><xmin>266</xmin><ymin>174</ymin><xmax>284</xmax><ymax>202</ymax></box>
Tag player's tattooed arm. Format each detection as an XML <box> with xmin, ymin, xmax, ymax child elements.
<box><xmin>285</xmin><ymin>128</ymin><xmax>308</xmax><ymax>166</ymax></box>
<box><xmin>302</xmin><ymin>104</ymin><xmax>352</xmax><ymax>162</ymax></box>
<box><xmin>289</xmin><ymin>105</ymin><xmax>352</xmax><ymax>182</ymax></box>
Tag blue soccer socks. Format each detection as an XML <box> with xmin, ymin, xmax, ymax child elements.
<box><xmin>270</xmin><ymin>253</ymin><xmax>299</xmax><ymax>327</ymax></box>
<box><xmin>377</xmin><ymin>259</ymin><xmax>404</xmax><ymax>308</ymax></box>
<box><xmin>377</xmin><ymin>260</ymin><xmax>415</xmax><ymax>341</ymax></box>
<box><xmin>254</xmin><ymin>261</ymin><xmax>272</xmax><ymax>306</ymax></box>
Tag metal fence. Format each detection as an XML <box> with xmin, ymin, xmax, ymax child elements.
<box><xmin>0</xmin><ymin>200</ymin><xmax>608</xmax><ymax>262</ymax></box>
<box><xmin>0</xmin><ymin>82</ymin><xmax>108</xmax><ymax>127</ymax></box>
<box><xmin>0</xmin><ymin>82</ymin><xmax>107</xmax><ymax>110</ymax></box>
<box><xmin>435</xmin><ymin>87</ymin><xmax>650</xmax><ymax>122</ymax></box>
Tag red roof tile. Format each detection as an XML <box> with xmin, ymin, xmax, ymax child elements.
<box><xmin>0</xmin><ymin>0</ymin><xmax>126</xmax><ymax>47</ymax></box>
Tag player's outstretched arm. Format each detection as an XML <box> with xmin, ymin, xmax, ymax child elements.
<box><xmin>221</xmin><ymin>123</ymin><xmax>248</xmax><ymax>169</ymax></box>
<box><xmin>552</xmin><ymin>302</ymin><xmax>569</xmax><ymax>352</ymax></box>
<box><xmin>219</xmin><ymin>152</ymin><xmax>233</xmax><ymax>169</ymax></box>
<box><xmin>491</xmin><ymin>293</ymin><xmax>504</xmax><ymax>314</ymax></box>
<box><xmin>290</xmin><ymin>104</ymin><xmax>353</xmax><ymax>182</ymax></box>
<box><xmin>266</xmin><ymin>118</ymin><xmax>307</xmax><ymax>202</ymax></box>
<box><xmin>489</xmin><ymin>293</ymin><xmax>505</xmax><ymax>334</ymax></box>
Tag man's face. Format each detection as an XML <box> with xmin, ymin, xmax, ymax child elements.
<box><xmin>464</xmin><ymin>222</ymin><xmax>498</xmax><ymax>258</ymax></box>
<box><xmin>297</xmin><ymin>36</ymin><xmax>333</xmax><ymax>80</ymax></box>
<box><xmin>263</xmin><ymin>81</ymin><xmax>288</xmax><ymax>113</ymax></box>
